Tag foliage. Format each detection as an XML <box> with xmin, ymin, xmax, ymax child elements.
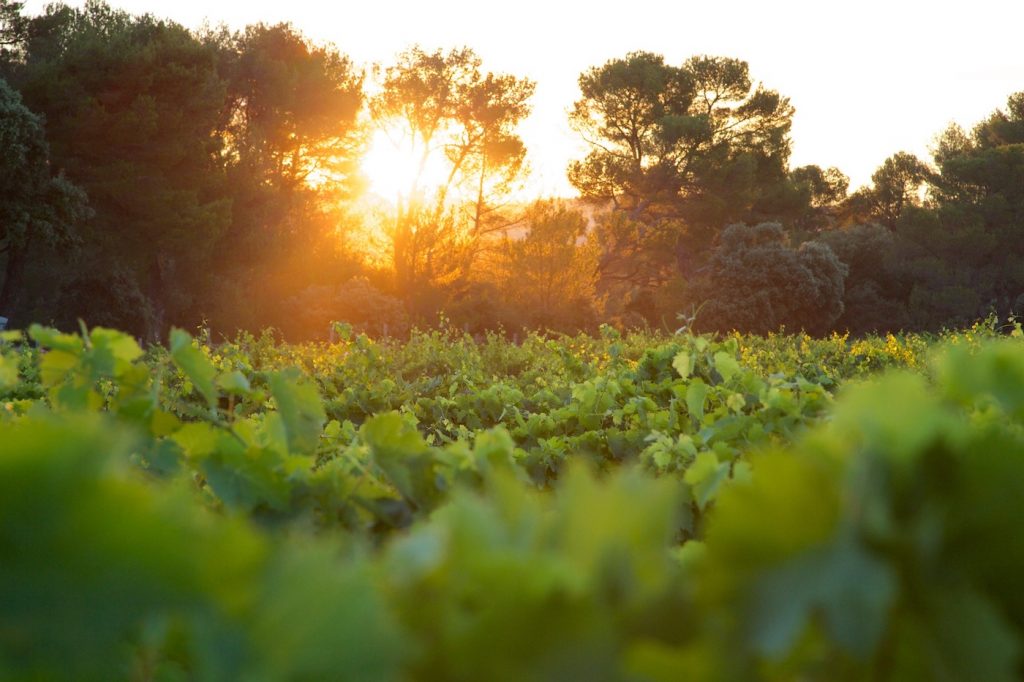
<box><xmin>488</xmin><ymin>200</ymin><xmax>600</xmax><ymax>330</ymax></box>
<box><xmin>371</xmin><ymin>45</ymin><xmax>535</xmax><ymax>305</ymax></box>
<box><xmin>788</xmin><ymin>164</ymin><xmax>850</xmax><ymax>232</ymax></box>
<box><xmin>838</xmin><ymin>92</ymin><xmax>1024</xmax><ymax>333</ymax></box>
<box><xmin>695</xmin><ymin>222</ymin><xmax>847</xmax><ymax>336</ymax></box>
<box><xmin>816</xmin><ymin>223</ymin><xmax>910</xmax><ymax>335</ymax></box>
<box><xmin>845</xmin><ymin>151</ymin><xmax>931</xmax><ymax>228</ymax></box>
<box><xmin>1</xmin><ymin>322</ymin><xmax>1022</xmax><ymax>679</ymax></box>
<box><xmin>6</xmin><ymin>1</ymin><xmax>232</xmax><ymax>339</ymax></box>
<box><xmin>282</xmin><ymin>276</ymin><xmax>410</xmax><ymax>340</ymax></box>
<box><xmin>568</xmin><ymin>51</ymin><xmax>797</xmax><ymax>290</ymax></box>
<box><xmin>214</xmin><ymin>22</ymin><xmax>365</xmax><ymax>292</ymax></box>
<box><xmin>0</xmin><ymin>76</ymin><xmax>88</xmax><ymax>321</ymax></box>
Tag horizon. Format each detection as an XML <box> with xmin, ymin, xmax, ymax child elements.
<box><xmin>23</xmin><ymin>0</ymin><xmax>1024</xmax><ymax>196</ymax></box>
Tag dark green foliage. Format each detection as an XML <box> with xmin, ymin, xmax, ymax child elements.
<box><xmin>7</xmin><ymin>2</ymin><xmax>232</xmax><ymax>339</ymax></box>
<box><xmin>696</xmin><ymin>223</ymin><xmax>847</xmax><ymax>335</ymax></box>
<box><xmin>787</xmin><ymin>164</ymin><xmax>850</xmax><ymax>232</ymax></box>
<box><xmin>568</xmin><ymin>51</ymin><xmax>799</xmax><ymax>314</ymax></box>
<box><xmin>0</xmin><ymin>76</ymin><xmax>87</xmax><ymax>322</ymax></box>
<box><xmin>817</xmin><ymin>223</ymin><xmax>910</xmax><ymax>334</ymax></box>
<box><xmin>197</xmin><ymin>22</ymin><xmax>366</xmax><ymax>337</ymax></box>
<box><xmin>1</xmin><ymin>5</ymin><xmax>366</xmax><ymax>339</ymax></box>
<box><xmin>797</xmin><ymin>92</ymin><xmax>1024</xmax><ymax>335</ymax></box>
<box><xmin>45</xmin><ymin>269</ymin><xmax>154</xmax><ymax>334</ymax></box>
<box><xmin>0</xmin><ymin>0</ymin><xmax>25</xmax><ymax>55</ymax></box>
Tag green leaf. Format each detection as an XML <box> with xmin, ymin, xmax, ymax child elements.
<box><xmin>90</xmin><ymin>327</ymin><xmax>143</xmax><ymax>366</ymax></box>
<box><xmin>201</xmin><ymin>446</ymin><xmax>292</xmax><ymax>512</ymax></box>
<box><xmin>38</xmin><ymin>349</ymin><xmax>80</xmax><ymax>387</ymax></box>
<box><xmin>149</xmin><ymin>410</ymin><xmax>182</xmax><ymax>437</ymax></box>
<box><xmin>684</xmin><ymin>452</ymin><xmax>730</xmax><ymax>510</ymax></box>
<box><xmin>172</xmin><ymin>422</ymin><xmax>237</xmax><ymax>459</ymax></box>
<box><xmin>686</xmin><ymin>379</ymin><xmax>707</xmax><ymax>421</ymax></box>
<box><xmin>672</xmin><ymin>351</ymin><xmax>692</xmax><ymax>380</ymax></box>
<box><xmin>217</xmin><ymin>370</ymin><xmax>251</xmax><ymax>395</ymax></box>
<box><xmin>169</xmin><ymin>329</ymin><xmax>218</xmax><ymax>408</ymax></box>
<box><xmin>250</xmin><ymin>548</ymin><xmax>408</xmax><ymax>680</ymax></box>
<box><xmin>268</xmin><ymin>369</ymin><xmax>326</xmax><ymax>455</ymax></box>
<box><xmin>714</xmin><ymin>351</ymin><xmax>740</xmax><ymax>383</ymax></box>
<box><xmin>0</xmin><ymin>355</ymin><xmax>18</xmax><ymax>390</ymax></box>
<box><xmin>362</xmin><ymin>412</ymin><xmax>442</xmax><ymax>509</ymax></box>
<box><xmin>746</xmin><ymin>534</ymin><xmax>896</xmax><ymax>657</ymax></box>
<box><xmin>28</xmin><ymin>324</ymin><xmax>84</xmax><ymax>354</ymax></box>
<box><xmin>471</xmin><ymin>427</ymin><xmax>517</xmax><ymax>473</ymax></box>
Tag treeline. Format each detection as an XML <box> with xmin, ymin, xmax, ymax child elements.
<box><xmin>1</xmin><ymin>1</ymin><xmax>1021</xmax><ymax>340</ymax></box>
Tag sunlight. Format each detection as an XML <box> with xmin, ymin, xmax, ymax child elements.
<box><xmin>362</xmin><ymin>127</ymin><xmax>452</xmax><ymax>203</ymax></box>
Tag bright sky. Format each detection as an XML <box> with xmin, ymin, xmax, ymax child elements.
<box><xmin>25</xmin><ymin>0</ymin><xmax>1024</xmax><ymax>195</ymax></box>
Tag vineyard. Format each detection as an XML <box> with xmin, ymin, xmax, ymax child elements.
<box><xmin>2</xmin><ymin>320</ymin><xmax>1024</xmax><ymax>681</ymax></box>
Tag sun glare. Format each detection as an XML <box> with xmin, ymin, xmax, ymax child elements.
<box><xmin>362</xmin><ymin>128</ymin><xmax>452</xmax><ymax>203</ymax></box>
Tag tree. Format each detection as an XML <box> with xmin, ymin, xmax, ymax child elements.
<box><xmin>8</xmin><ymin>1</ymin><xmax>232</xmax><ymax>338</ymax></box>
<box><xmin>902</xmin><ymin>92</ymin><xmax>1024</xmax><ymax>324</ymax></box>
<box><xmin>845</xmin><ymin>152</ymin><xmax>931</xmax><ymax>228</ymax></box>
<box><xmin>371</xmin><ymin>46</ymin><xmax>534</xmax><ymax>306</ymax></box>
<box><xmin>568</xmin><ymin>52</ymin><xmax>795</xmax><ymax>274</ymax></box>
<box><xmin>225</xmin><ymin>24</ymin><xmax>363</xmax><ymax>199</ymax></box>
<box><xmin>694</xmin><ymin>222</ymin><xmax>847</xmax><ymax>336</ymax></box>
<box><xmin>490</xmin><ymin>200</ymin><xmax>599</xmax><ymax>330</ymax></box>
<box><xmin>788</xmin><ymin>164</ymin><xmax>850</xmax><ymax>233</ymax></box>
<box><xmin>971</xmin><ymin>91</ymin><xmax>1024</xmax><ymax>148</ymax></box>
<box><xmin>0</xmin><ymin>0</ymin><xmax>25</xmax><ymax>51</ymax></box>
<box><xmin>280</xmin><ymin>277</ymin><xmax>409</xmax><ymax>340</ymax></box>
<box><xmin>816</xmin><ymin>223</ymin><xmax>910</xmax><ymax>334</ymax></box>
<box><xmin>0</xmin><ymin>77</ymin><xmax>87</xmax><ymax>322</ymax></box>
<box><xmin>208</xmin><ymin>23</ymin><xmax>366</xmax><ymax>332</ymax></box>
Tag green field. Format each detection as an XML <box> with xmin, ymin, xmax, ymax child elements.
<box><xmin>2</xmin><ymin>321</ymin><xmax>1023</xmax><ymax>680</ymax></box>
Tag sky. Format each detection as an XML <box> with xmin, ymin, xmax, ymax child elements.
<box><xmin>24</xmin><ymin>0</ymin><xmax>1024</xmax><ymax>196</ymax></box>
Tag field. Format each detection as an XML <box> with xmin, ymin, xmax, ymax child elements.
<box><xmin>2</xmin><ymin>320</ymin><xmax>1024</xmax><ymax>681</ymax></box>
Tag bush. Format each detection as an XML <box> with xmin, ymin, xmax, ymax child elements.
<box><xmin>282</xmin><ymin>277</ymin><xmax>409</xmax><ymax>340</ymax></box>
<box><xmin>695</xmin><ymin>222</ymin><xmax>847</xmax><ymax>336</ymax></box>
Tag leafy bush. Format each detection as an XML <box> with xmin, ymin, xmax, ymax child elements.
<box><xmin>695</xmin><ymin>222</ymin><xmax>847</xmax><ymax>336</ymax></box>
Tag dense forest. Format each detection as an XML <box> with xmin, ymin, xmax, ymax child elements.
<box><xmin>1</xmin><ymin>0</ymin><xmax>1022</xmax><ymax>340</ymax></box>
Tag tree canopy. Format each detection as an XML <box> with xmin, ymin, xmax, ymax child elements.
<box><xmin>0</xmin><ymin>1</ymin><xmax>1020</xmax><ymax>339</ymax></box>
<box><xmin>371</xmin><ymin>46</ymin><xmax>535</xmax><ymax>309</ymax></box>
<box><xmin>0</xmin><ymin>76</ymin><xmax>87</xmax><ymax>320</ymax></box>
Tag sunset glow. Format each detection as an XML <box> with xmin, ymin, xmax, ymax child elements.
<box><xmin>361</xmin><ymin>127</ymin><xmax>453</xmax><ymax>204</ymax></box>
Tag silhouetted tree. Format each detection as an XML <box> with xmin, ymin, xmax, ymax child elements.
<box><xmin>0</xmin><ymin>0</ymin><xmax>25</xmax><ymax>52</ymax></box>
<box><xmin>8</xmin><ymin>1</ymin><xmax>231</xmax><ymax>338</ymax></box>
<box><xmin>845</xmin><ymin>152</ymin><xmax>931</xmax><ymax>229</ymax></box>
<box><xmin>900</xmin><ymin>93</ymin><xmax>1024</xmax><ymax>324</ymax></box>
<box><xmin>0</xmin><ymin>77</ymin><xmax>88</xmax><ymax>322</ymax></box>
<box><xmin>816</xmin><ymin>223</ymin><xmax>909</xmax><ymax>334</ymax></box>
<box><xmin>372</xmin><ymin>46</ymin><xmax>534</xmax><ymax>309</ymax></box>
<box><xmin>209</xmin><ymin>23</ymin><xmax>366</xmax><ymax>333</ymax></box>
<box><xmin>568</xmin><ymin>52</ymin><xmax>795</xmax><ymax>279</ymax></box>
<box><xmin>788</xmin><ymin>164</ymin><xmax>850</xmax><ymax>232</ymax></box>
